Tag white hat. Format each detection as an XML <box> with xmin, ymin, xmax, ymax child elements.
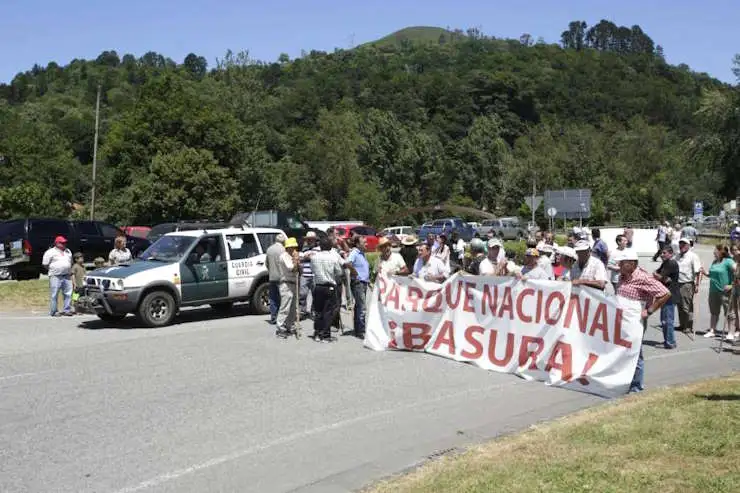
<box><xmin>620</xmin><ymin>250</ymin><xmax>639</xmax><ymax>261</ymax></box>
<box><xmin>537</xmin><ymin>243</ymin><xmax>553</xmax><ymax>253</ymax></box>
<box><xmin>574</xmin><ymin>240</ymin><xmax>591</xmax><ymax>252</ymax></box>
<box><xmin>679</xmin><ymin>237</ymin><xmax>691</xmax><ymax>244</ymax></box>
<box><xmin>487</xmin><ymin>238</ymin><xmax>503</xmax><ymax>248</ymax></box>
<box><xmin>305</xmin><ymin>231</ymin><xmax>317</xmax><ymax>239</ymax></box>
<box><xmin>557</xmin><ymin>246</ymin><xmax>577</xmax><ymax>260</ymax></box>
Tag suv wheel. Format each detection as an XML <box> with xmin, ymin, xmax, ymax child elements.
<box><xmin>137</xmin><ymin>290</ymin><xmax>176</xmax><ymax>327</ymax></box>
<box><xmin>250</xmin><ymin>282</ymin><xmax>270</xmax><ymax>315</ymax></box>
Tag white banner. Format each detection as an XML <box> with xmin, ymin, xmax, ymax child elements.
<box><xmin>364</xmin><ymin>273</ymin><xmax>644</xmax><ymax>398</ymax></box>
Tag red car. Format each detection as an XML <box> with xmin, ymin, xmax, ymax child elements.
<box><xmin>335</xmin><ymin>225</ymin><xmax>381</xmax><ymax>252</ymax></box>
<box><xmin>121</xmin><ymin>226</ymin><xmax>152</xmax><ymax>239</ymax></box>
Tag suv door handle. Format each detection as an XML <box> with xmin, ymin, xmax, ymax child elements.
<box><xmin>80</xmin><ymin>239</ymin><xmax>88</xmax><ymax>243</ymax></box>
<box><xmin>256</xmin><ymin>261</ymin><xmax>265</xmax><ymax>266</ymax></box>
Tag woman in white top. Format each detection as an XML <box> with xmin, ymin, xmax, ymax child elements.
<box><xmin>433</xmin><ymin>234</ymin><xmax>451</xmax><ymax>270</ymax></box>
<box><xmin>108</xmin><ymin>236</ymin><xmax>132</xmax><ymax>265</ymax></box>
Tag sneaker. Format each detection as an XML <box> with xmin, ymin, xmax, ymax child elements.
<box><xmin>318</xmin><ymin>336</ymin><xmax>337</xmax><ymax>343</ymax></box>
<box><xmin>704</xmin><ymin>330</ymin><xmax>716</xmax><ymax>338</ymax></box>
<box><xmin>724</xmin><ymin>333</ymin><xmax>738</xmax><ymax>342</ymax></box>
<box><xmin>663</xmin><ymin>343</ymin><xmax>676</xmax><ymax>349</ymax></box>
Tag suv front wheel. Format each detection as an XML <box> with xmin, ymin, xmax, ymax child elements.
<box><xmin>250</xmin><ymin>282</ymin><xmax>270</xmax><ymax>315</ymax></box>
<box><xmin>137</xmin><ymin>290</ymin><xmax>176</xmax><ymax>327</ymax></box>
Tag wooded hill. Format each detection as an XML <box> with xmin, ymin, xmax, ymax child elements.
<box><xmin>0</xmin><ymin>20</ymin><xmax>737</xmax><ymax>226</ymax></box>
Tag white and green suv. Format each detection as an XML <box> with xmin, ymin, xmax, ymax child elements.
<box><xmin>79</xmin><ymin>227</ymin><xmax>285</xmax><ymax>327</ymax></box>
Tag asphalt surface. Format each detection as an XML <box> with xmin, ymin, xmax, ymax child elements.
<box><xmin>1</xmin><ymin>246</ymin><xmax>738</xmax><ymax>493</ymax></box>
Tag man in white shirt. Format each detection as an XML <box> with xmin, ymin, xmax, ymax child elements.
<box><xmin>571</xmin><ymin>240</ymin><xmax>607</xmax><ymax>290</ymax></box>
<box><xmin>413</xmin><ymin>243</ymin><xmax>449</xmax><ymax>283</ymax></box>
<box><xmin>536</xmin><ymin>243</ymin><xmax>555</xmax><ymax>280</ymax></box>
<box><xmin>376</xmin><ymin>237</ymin><xmax>409</xmax><ymax>276</ymax></box>
<box><xmin>480</xmin><ymin>239</ymin><xmax>506</xmax><ymax>276</ymax></box>
<box><xmin>607</xmin><ymin>234</ymin><xmax>629</xmax><ymax>293</ymax></box>
<box><xmin>676</xmin><ymin>238</ymin><xmax>702</xmax><ymax>333</ymax></box>
<box><xmin>42</xmin><ymin>235</ymin><xmax>74</xmax><ymax>317</ymax></box>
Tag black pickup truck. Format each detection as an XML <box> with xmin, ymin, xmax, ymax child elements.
<box><xmin>0</xmin><ymin>218</ymin><xmax>150</xmax><ymax>280</ymax></box>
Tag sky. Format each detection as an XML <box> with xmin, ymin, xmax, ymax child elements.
<box><xmin>1</xmin><ymin>0</ymin><xmax>738</xmax><ymax>84</ymax></box>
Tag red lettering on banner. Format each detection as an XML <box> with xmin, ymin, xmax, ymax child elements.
<box><xmin>487</xmin><ymin>330</ymin><xmax>515</xmax><ymax>367</ymax></box>
<box><xmin>518</xmin><ymin>335</ymin><xmax>544</xmax><ymax>369</ymax></box>
<box><xmin>407</xmin><ymin>286</ymin><xmax>423</xmax><ymax>312</ymax></box>
<box><xmin>545</xmin><ymin>341</ymin><xmax>573</xmax><ymax>381</ymax></box>
<box><xmin>535</xmin><ymin>289</ymin><xmax>544</xmax><ymax>324</ymax></box>
<box><xmin>588</xmin><ymin>303</ymin><xmax>610</xmax><ymax>342</ymax></box>
<box><xmin>613</xmin><ymin>309</ymin><xmax>632</xmax><ymax>349</ymax></box>
<box><xmin>515</xmin><ymin>287</ymin><xmax>535</xmax><ymax>323</ymax></box>
<box><xmin>461</xmin><ymin>325</ymin><xmax>484</xmax><ymax>359</ymax></box>
<box><xmin>387</xmin><ymin>320</ymin><xmax>399</xmax><ymax>349</ymax></box>
<box><xmin>481</xmin><ymin>284</ymin><xmax>498</xmax><ymax>316</ymax></box>
<box><xmin>497</xmin><ymin>286</ymin><xmax>515</xmax><ymax>320</ymax></box>
<box><xmin>445</xmin><ymin>281</ymin><xmax>463</xmax><ymax>309</ymax></box>
<box><xmin>431</xmin><ymin>320</ymin><xmax>456</xmax><ymax>355</ymax></box>
<box><xmin>564</xmin><ymin>295</ymin><xmax>589</xmax><ymax>333</ymax></box>
<box><xmin>378</xmin><ymin>276</ymin><xmax>387</xmax><ymax>296</ymax></box>
<box><xmin>577</xmin><ymin>353</ymin><xmax>600</xmax><ymax>385</ymax></box>
<box><xmin>386</xmin><ymin>284</ymin><xmax>400</xmax><ymax>310</ymax></box>
<box><xmin>402</xmin><ymin>322</ymin><xmax>432</xmax><ymax>349</ymax></box>
<box><xmin>463</xmin><ymin>282</ymin><xmax>476</xmax><ymax>313</ymax></box>
<box><xmin>545</xmin><ymin>291</ymin><xmax>565</xmax><ymax>325</ymax></box>
<box><xmin>423</xmin><ymin>290</ymin><xmax>443</xmax><ymax>313</ymax></box>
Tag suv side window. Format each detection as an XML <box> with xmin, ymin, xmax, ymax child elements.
<box><xmin>32</xmin><ymin>219</ymin><xmax>70</xmax><ymax>238</ymax></box>
<box><xmin>226</xmin><ymin>234</ymin><xmax>260</xmax><ymax>260</ymax></box>
<box><xmin>76</xmin><ymin>221</ymin><xmax>99</xmax><ymax>236</ymax></box>
<box><xmin>257</xmin><ymin>233</ymin><xmax>279</xmax><ymax>254</ymax></box>
<box><xmin>286</xmin><ymin>216</ymin><xmax>303</xmax><ymax>230</ymax></box>
<box><xmin>189</xmin><ymin>235</ymin><xmax>224</xmax><ymax>263</ymax></box>
<box><xmin>99</xmin><ymin>223</ymin><xmax>121</xmax><ymax>238</ymax></box>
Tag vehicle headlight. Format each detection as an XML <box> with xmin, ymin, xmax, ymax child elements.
<box><xmin>108</xmin><ymin>279</ymin><xmax>125</xmax><ymax>291</ymax></box>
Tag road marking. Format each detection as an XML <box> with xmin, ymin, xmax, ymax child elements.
<box><xmin>111</xmin><ymin>381</ymin><xmax>523</xmax><ymax>493</ymax></box>
<box><xmin>0</xmin><ymin>370</ymin><xmax>55</xmax><ymax>381</ymax></box>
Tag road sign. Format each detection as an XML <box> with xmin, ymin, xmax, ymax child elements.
<box><xmin>547</xmin><ymin>207</ymin><xmax>557</xmax><ymax>218</ymax></box>
<box><xmin>525</xmin><ymin>195</ymin><xmax>543</xmax><ymax>211</ymax></box>
<box><xmin>544</xmin><ymin>189</ymin><xmax>591</xmax><ymax>220</ymax></box>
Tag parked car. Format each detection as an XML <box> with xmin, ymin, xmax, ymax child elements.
<box><xmin>335</xmin><ymin>225</ymin><xmax>381</xmax><ymax>252</ymax></box>
<box><xmin>477</xmin><ymin>218</ymin><xmax>527</xmax><ymax>240</ymax></box>
<box><xmin>229</xmin><ymin>210</ymin><xmax>325</xmax><ymax>247</ymax></box>
<box><xmin>382</xmin><ymin>226</ymin><xmax>414</xmax><ymax>243</ymax></box>
<box><xmin>78</xmin><ymin>226</ymin><xmax>284</xmax><ymax>326</ymax></box>
<box><xmin>122</xmin><ymin>226</ymin><xmax>152</xmax><ymax>239</ymax></box>
<box><xmin>147</xmin><ymin>221</ymin><xmax>231</xmax><ymax>243</ymax></box>
<box><xmin>0</xmin><ymin>218</ymin><xmax>150</xmax><ymax>280</ymax></box>
<box><xmin>417</xmin><ymin>218</ymin><xmax>475</xmax><ymax>242</ymax></box>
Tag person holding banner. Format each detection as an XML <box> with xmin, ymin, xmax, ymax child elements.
<box><xmin>617</xmin><ymin>250</ymin><xmax>671</xmax><ymax>393</ymax></box>
<box><xmin>376</xmin><ymin>237</ymin><xmax>408</xmax><ymax>276</ymax></box>
<box><xmin>554</xmin><ymin>246</ymin><xmax>577</xmax><ymax>281</ymax></box>
<box><xmin>571</xmin><ymin>240</ymin><xmax>608</xmax><ymax>290</ymax></box>
<box><xmin>413</xmin><ymin>243</ymin><xmax>449</xmax><ymax>283</ymax></box>
<box><xmin>516</xmin><ymin>248</ymin><xmax>550</xmax><ymax>281</ymax></box>
<box><xmin>479</xmin><ymin>239</ymin><xmax>507</xmax><ymax>276</ymax></box>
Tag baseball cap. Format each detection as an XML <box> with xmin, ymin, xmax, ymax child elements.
<box><xmin>557</xmin><ymin>246</ymin><xmax>577</xmax><ymax>260</ymax></box>
<box><xmin>573</xmin><ymin>240</ymin><xmax>590</xmax><ymax>252</ymax></box>
<box><xmin>679</xmin><ymin>238</ymin><xmax>691</xmax><ymax>244</ymax></box>
<box><xmin>487</xmin><ymin>238</ymin><xmax>503</xmax><ymax>248</ymax></box>
<box><xmin>54</xmin><ymin>236</ymin><xmax>67</xmax><ymax>244</ymax></box>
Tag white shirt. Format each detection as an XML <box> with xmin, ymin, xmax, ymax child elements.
<box><xmin>413</xmin><ymin>256</ymin><xmax>449</xmax><ymax>282</ymax></box>
<box><xmin>676</xmin><ymin>249</ymin><xmax>702</xmax><ymax>283</ymax></box>
<box><xmin>521</xmin><ymin>265</ymin><xmax>550</xmax><ymax>280</ymax></box>
<box><xmin>42</xmin><ymin>247</ymin><xmax>73</xmax><ymax>276</ymax></box>
<box><xmin>109</xmin><ymin>248</ymin><xmax>132</xmax><ymax>265</ymax></box>
<box><xmin>537</xmin><ymin>255</ymin><xmax>554</xmax><ymax>280</ymax></box>
<box><xmin>433</xmin><ymin>244</ymin><xmax>450</xmax><ymax>268</ymax></box>
<box><xmin>452</xmin><ymin>239</ymin><xmax>465</xmax><ymax>260</ymax></box>
<box><xmin>572</xmin><ymin>255</ymin><xmax>608</xmax><ymax>283</ymax></box>
<box><xmin>607</xmin><ymin>248</ymin><xmax>630</xmax><ymax>284</ymax></box>
<box><xmin>479</xmin><ymin>257</ymin><xmax>505</xmax><ymax>276</ymax></box>
<box><xmin>377</xmin><ymin>252</ymin><xmax>407</xmax><ymax>276</ymax></box>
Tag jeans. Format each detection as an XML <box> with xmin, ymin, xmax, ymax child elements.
<box><xmin>661</xmin><ymin>301</ymin><xmax>676</xmax><ymax>346</ymax></box>
<box><xmin>268</xmin><ymin>281</ymin><xmax>280</xmax><ymax>323</ymax></box>
<box><xmin>50</xmin><ymin>274</ymin><xmax>73</xmax><ymax>315</ymax></box>
<box><xmin>630</xmin><ymin>348</ymin><xmax>645</xmax><ymax>392</ymax></box>
<box><xmin>350</xmin><ymin>280</ymin><xmax>368</xmax><ymax>336</ymax></box>
<box><xmin>299</xmin><ymin>276</ymin><xmax>314</xmax><ymax>315</ymax></box>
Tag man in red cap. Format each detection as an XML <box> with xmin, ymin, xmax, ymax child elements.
<box><xmin>42</xmin><ymin>236</ymin><xmax>74</xmax><ymax>316</ymax></box>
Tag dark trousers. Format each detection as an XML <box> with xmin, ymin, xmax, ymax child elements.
<box><xmin>313</xmin><ymin>284</ymin><xmax>338</xmax><ymax>340</ymax></box>
<box><xmin>653</xmin><ymin>241</ymin><xmax>666</xmax><ymax>261</ymax></box>
<box><xmin>350</xmin><ymin>280</ymin><xmax>368</xmax><ymax>336</ymax></box>
<box><xmin>268</xmin><ymin>281</ymin><xmax>280</xmax><ymax>323</ymax></box>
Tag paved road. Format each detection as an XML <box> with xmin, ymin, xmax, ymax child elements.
<box><xmin>1</xmin><ymin>247</ymin><xmax>738</xmax><ymax>493</ymax></box>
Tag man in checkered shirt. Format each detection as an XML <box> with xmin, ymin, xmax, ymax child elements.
<box><xmin>616</xmin><ymin>249</ymin><xmax>671</xmax><ymax>393</ymax></box>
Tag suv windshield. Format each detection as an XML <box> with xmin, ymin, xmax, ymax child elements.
<box><xmin>139</xmin><ymin>235</ymin><xmax>197</xmax><ymax>262</ymax></box>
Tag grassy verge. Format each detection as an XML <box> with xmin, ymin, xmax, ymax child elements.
<box><xmin>367</xmin><ymin>375</ymin><xmax>740</xmax><ymax>493</ymax></box>
<box><xmin>0</xmin><ymin>279</ymin><xmax>50</xmax><ymax>311</ymax></box>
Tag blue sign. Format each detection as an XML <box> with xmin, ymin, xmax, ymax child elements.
<box><xmin>693</xmin><ymin>201</ymin><xmax>703</xmax><ymax>218</ymax></box>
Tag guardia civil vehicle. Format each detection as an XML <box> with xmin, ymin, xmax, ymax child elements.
<box><xmin>79</xmin><ymin>227</ymin><xmax>285</xmax><ymax>327</ymax></box>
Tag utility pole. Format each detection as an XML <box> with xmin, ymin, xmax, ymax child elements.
<box><xmin>531</xmin><ymin>176</ymin><xmax>536</xmax><ymax>228</ymax></box>
<box><xmin>90</xmin><ymin>84</ymin><xmax>101</xmax><ymax>221</ymax></box>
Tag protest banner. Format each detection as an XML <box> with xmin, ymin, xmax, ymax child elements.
<box><xmin>364</xmin><ymin>273</ymin><xmax>644</xmax><ymax>398</ymax></box>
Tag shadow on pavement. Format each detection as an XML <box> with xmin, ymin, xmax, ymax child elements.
<box><xmin>77</xmin><ymin>303</ymin><xmax>262</xmax><ymax>330</ymax></box>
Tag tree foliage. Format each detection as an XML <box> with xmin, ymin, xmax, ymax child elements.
<box><xmin>0</xmin><ymin>22</ymin><xmax>734</xmax><ymax>226</ymax></box>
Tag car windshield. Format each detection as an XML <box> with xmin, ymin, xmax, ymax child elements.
<box><xmin>139</xmin><ymin>235</ymin><xmax>197</xmax><ymax>262</ymax></box>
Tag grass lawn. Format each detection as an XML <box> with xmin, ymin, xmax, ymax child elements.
<box><xmin>367</xmin><ymin>375</ymin><xmax>740</xmax><ymax>493</ymax></box>
<box><xmin>0</xmin><ymin>279</ymin><xmax>51</xmax><ymax>311</ymax></box>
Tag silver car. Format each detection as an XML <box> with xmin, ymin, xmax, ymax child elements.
<box><xmin>477</xmin><ymin>218</ymin><xmax>527</xmax><ymax>241</ymax></box>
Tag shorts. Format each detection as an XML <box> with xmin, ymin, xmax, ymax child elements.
<box><xmin>708</xmin><ymin>290</ymin><xmax>732</xmax><ymax>319</ymax></box>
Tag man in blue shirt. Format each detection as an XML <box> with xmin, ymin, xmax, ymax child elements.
<box><xmin>591</xmin><ymin>228</ymin><xmax>609</xmax><ymax>266</ymax></box>
<box><xmin>348</xmin><ymin>235</ymin><xmax>370</xmax><ymax>339</ymax></box>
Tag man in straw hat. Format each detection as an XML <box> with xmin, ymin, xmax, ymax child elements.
<box><xmin>275</xmin><ymin>237</ymin><xmax>300</xmax><ymax>338</ymax></box>
<box><xmin>376</xmin><ymin>237</ymin><xmax>409</xmax><ymax>276</ymax></box>
<box><xmin>616</xmin><ymin>249</ymin><xmax>671</xmax><ymax>393</ymax></box>
<box><xmin>516</xmin><ymin>248</ymin><xmax>550</xmax><ymax>281</ymax></box>
<box><xmin>399</xmin><ymin>235</ymin><xmax>419</xmax><ymax>274</ymax></box>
